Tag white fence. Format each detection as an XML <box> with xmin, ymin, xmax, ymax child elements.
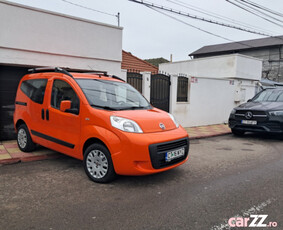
<box><xmin>139</xmin><ymin>54</ymin><xmax>262</xmax><ymax>128</ymax></box>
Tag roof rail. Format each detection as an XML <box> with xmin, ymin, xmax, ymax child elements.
<box><xmin>111</xmin><ymin>75</ymin><xmax>125</xmax><ymax>82</ymax></box>
<box><xmin>28</xmin><ymin>67</ymin><xmax>74</xmax><ymax>78</ymax></box>
<box><xmin>28</xmin><ymin>67</ymin><xmax>124</xmax><ymax>82</ymax></box>
<box><xmin>64</xmin><ymin>68</ymin><xmax>108</xmax><ymax>76</ymax></box>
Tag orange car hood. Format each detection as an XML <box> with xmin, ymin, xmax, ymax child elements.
<box><xmin>112</xmin><ymin>108</ymin><xmax>177</xmax><ymax>133</ymax></box>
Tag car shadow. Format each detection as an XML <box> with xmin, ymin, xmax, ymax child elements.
<box><xmin>233</xmin><ymin>132</ymin><xmax>283</xmax><ymax>141</ymax></box>
<box><xmin>50</xmin><ymin>154</ymin><xmax>186</xmax><ymax>186</ymax></box>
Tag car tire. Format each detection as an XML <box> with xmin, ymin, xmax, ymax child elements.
<box><xmin>17</xmin><ymin>124</ymin><xmax>36</xmax><ymax>152</ymax></box>
<box><xmin>83</xmin><ymin>143</ymin><xmax>116</xmax><ymax>183</ymax></box>
<box><xmin>231</xmin><ymin>129</ymin><xmax>245</xmax><ymax>136</ymax></box>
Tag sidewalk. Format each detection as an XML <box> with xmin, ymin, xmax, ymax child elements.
<box><xmin>185</xmin><ymin>124</ymin><xmax>231</xmax><ymax>139</ymax></box>
<box><xmin>0</xmin><ymin>124</ymin><xmax>231</xmax><ymax>165</ymax></box>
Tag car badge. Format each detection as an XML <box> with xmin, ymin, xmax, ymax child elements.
<box><xmin>159</xmin><ymin>123</ymin><xmax>166</xmax><ymax>130</ymax></box>
<box><xmin>245</xmin><ymin>111</ymin><xmax>253</xmax><ymax>120</ymax></box>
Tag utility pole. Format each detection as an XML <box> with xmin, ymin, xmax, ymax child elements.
<box><xmin>116</xmin><ymin>12</ymin><xmax>120</xmax><ymax>27</ymax></box>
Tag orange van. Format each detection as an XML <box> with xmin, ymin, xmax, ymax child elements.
<box><xmin>14</xmin><ymin>67</ymin><xmax>189</xmax><ymax>183</ymax></box>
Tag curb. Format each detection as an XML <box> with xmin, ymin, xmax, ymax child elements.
<box><xmin>190</xmin><ymin>132</ymin><xmax>231</xmax><ymax>140</ymax></box>
<box><xmin>0</xmin><ymin>158</ymin><xmax>21</xmax><ymax>165</ymax></box>
<box><xmin>0</xmin><ymin>153</ymin><xmax>60</xmax><ymax>165</ymax></box>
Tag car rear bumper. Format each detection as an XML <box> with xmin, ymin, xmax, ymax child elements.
<box><xmin>110</xmin><ymin>127</ymin><xmax>189</xmax><ymax>175</ymax></box>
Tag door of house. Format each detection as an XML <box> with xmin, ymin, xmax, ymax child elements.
<box><xmin>150</xmin><ymin>74</ymin><xmax>170</xmax><ymax>112</ymax></box>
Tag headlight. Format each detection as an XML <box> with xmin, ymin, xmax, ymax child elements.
<box><xmin>269</xmin><ymin>111</ymin><xmax>283</xmax><ymax>116</ymax></box>
<box><xmin>168</xmin><ymin>113</ymin><xmax>179</xmax><ymax>128</ymax></box>
<box><xmin>110</xmin><ymin>116</ymin><xmax>143</xmax><ymax>133</ymax></box>
<box><xmin>231</xmin><ymin>108</ymin><xmax>237</xmax><ymax>115</ymax></box>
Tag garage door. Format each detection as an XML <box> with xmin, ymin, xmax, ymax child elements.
<box><xmin>0</xmin><ymin>65</ymin><xmax>30</xmax><ymax>140</ymax></box>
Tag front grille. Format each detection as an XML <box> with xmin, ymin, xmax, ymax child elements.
<box><xmin>149</xmin><ymin>138</ymin><xmax>189</xmax><ymax>169</ymax></box>
<box><xmin>235</xmin><ymin>110</ymin><xmax>268</xmax><ymax>122</ymax></box>
<box><xmin>157</xmin><ymin>139</ymin><xmax>188</xmax><ymax>152</ymax></box>
<box><xmin>236</xmin><ymin>110</ymin><xmax>266</xmax><ymax>116</ymax></box>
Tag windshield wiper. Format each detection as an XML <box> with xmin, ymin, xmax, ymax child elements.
<box><xmin>90</xmin><ymin>105</ymin><xmax>121</xmax><ymax>111</ymax></box>
<box><xmin>122</xmin><ymin>106</ymin><xmax>149</xmax><ymax>110</ymax></box>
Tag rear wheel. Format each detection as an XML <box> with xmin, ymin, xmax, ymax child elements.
<box><xmin>231</xmin><ymin>129</ymin><xmax>245</xmax><ymax>136</ymax></box>
<box><xmin>83</xmin><ymin>143</ymin><xmax>116</xmax><ymax>183</ymax></box>
<box><xmin>17</xmin><ymin>124</ymin><xmax>36</xmax><ymax>152</ymax></box>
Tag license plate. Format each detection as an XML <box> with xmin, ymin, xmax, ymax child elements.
<box><xmin>165</xmin><ymin>148</ymin><xmax>185</xmax><ymax>162</ymax></box>
<box><xmin>242</xmin><ymin>120</ymin><xmax>257</xmax><ymax>125</ymax></box>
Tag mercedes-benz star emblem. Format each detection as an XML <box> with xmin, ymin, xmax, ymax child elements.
<box><xmin>245</xmin><ymin>111</ymin><xmax>253</xmax><ymax>120</ymax></box>
<box><xmin>159</xmin><ymin>123</ymin><xmax>166</xmax><ymax>130</ymax></box>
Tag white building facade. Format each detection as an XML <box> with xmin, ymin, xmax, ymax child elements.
<box><xmin>159</xmin><ymin>54</ymin><xmax>262</xmax><ymax>127</ymax></box>
<box><xmin>0</xmin><ymin>0</ymin><xmax>123</xmax><ymax>139</ymax></box>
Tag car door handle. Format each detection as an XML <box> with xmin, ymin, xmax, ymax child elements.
<box><xmin>46</xmin><ymin>109</ymin><xmax>49</xmax><ymax>121</ymax></box>
<box><xmin>41</xmin><ymin>109</ymin><xmax>45</xmax><ymax>120</ymax></box>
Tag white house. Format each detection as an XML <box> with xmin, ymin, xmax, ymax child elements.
<box><xmin>0</xmin><ymin>0</ymin><xmax>123</xmax><ymax>139</ymax></box>
<box><xmin>159</xmin><ymin>54</ymin><xmax>262</xmax><ymax>127</ymax></box>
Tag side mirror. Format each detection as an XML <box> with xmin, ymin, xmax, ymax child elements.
<box><xmin>60</xmin><ymin>100</ymin><xmax>71</xmax><ymax>112</ymax></box>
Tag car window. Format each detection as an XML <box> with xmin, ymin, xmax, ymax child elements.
<box><xmin>276</xmin><ymin>91</ymin><xmax>283</xmax><ymax>102</ymax></box>
<box><xmin>266</xmin><ymin>90</ymin><xmax>281</xmax><ymax>102</ymax></box>
<box><xmin>51</xmin><ymin>79</ymin><xmax>80</xmax><ymax>113</ymax></box>
<box><xmin>253</xmin><ymin>89</ymin><xmax>283</xmax><ymax>102</ymax></box>
<box><xmin>20</xmin><ymin>79</ymin><xmax>48</xmax><ymax>104</ymax></box>
<box><xmin>76</xmin><ymin>79</ymin><xmax>151</xmax><ymax>110</ymax></box>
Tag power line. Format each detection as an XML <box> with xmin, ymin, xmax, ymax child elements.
<box><xmin>226</xmin><ymin>0</ymin><xmax>283</xmax><ymax>28</ymax></box>
<box><xmin>129</xmin><ymin>0</ymin><xmax>270</xmax><ymax>36</ymax></box>
<box><xmin>238</xmin><ymin>0</ymin><xmax>283</xmax><ymax>18</ymax></box>
<box><xmin>146</xmin><ymin>5</ymin><xmax>255</xmax><ymax>49</ymax></box>
<box><xmin>165</xmin><ymin>0</ymin><xmax>275</xmax><ymax>35</ymax></box>
<box><xmin>234</xmin><ymin>0</ymin><xmax>283</xmax><ymax>23</ymax></box>
<box><xmin>61</xmin><ymin>0</ymin><xmax>116</xmax><ymax>17</ymax></box>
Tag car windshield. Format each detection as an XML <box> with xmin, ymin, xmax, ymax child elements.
<box><xmin>76</xmin><ymin>79</ymin><xmax>151</xmax><ymax>110</ymax></box>
<box><xmin>253</xmin><ymin>89</ymin><xmax>283</xmax><ymax>102</ymax></box>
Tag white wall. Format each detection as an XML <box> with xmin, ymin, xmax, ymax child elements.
<box><xmin>170</xmin><ymin>76</ymin><xmax>256</xmax><ymax>127</ymax></box>
<box><xmin>160</xmin><ymin>54</ymin><xmax>262</xmax><ymax>81</ymax></box>
<box><xmin>0</xmin><ymin>0</ymin><xmax>123</xmax><ymax>76</ymax></box>
<box><xmin>159</xmin><ymin>54</ymin><xmax>261</xmax><ymax>127</ymax></box>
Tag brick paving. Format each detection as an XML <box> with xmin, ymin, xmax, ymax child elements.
<box><xmin>0</xmin><ymin>124</ymin><xmax>231</xmax><ymax>165</ymax></box>
<box><xmin>185</xmin><ymin>124</ymin><xmax>231</xmax><ymax>139</ymax></box>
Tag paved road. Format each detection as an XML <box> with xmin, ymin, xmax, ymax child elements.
<box><xmin>1</xmin><ymin>134</ymin><xmax>282</xmax><ymax>230</ymax></box>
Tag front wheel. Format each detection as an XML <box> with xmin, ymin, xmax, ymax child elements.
<box><xmin>83</xmin><ymin>143</ymin><xmax>116</xmax><ymax>183</ymax></box>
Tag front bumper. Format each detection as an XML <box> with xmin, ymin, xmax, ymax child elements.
<box><xmin>110</xmin><ymin>127</ymin><xmax>189</xmax><ymax>175</ymax></box>
<box><xmin>229</xmin><ymin>115</ymin><xmax>283</xmax><ymax>133</ymax></box>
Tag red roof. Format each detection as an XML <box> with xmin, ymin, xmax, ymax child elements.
<box><xmin>122</xmin><ymin>50</ymin><xmax>158</xmax><ymax>74</ymax></box>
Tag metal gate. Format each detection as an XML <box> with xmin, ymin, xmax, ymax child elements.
<box><xmin>150</xmin><ymin>74</ymin><xmax>170</xmax><ymax>112</ymax></box>
<box><xmin>127</xmin><ymin>72</ymin><xmax>142</xmax><ymax>93</ymax></box>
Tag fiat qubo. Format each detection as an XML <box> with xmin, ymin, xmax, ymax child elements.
<box><xmin>14</xmin><ymin>67</ymin><xmax>189</xmax><ymax>183</ymax></box>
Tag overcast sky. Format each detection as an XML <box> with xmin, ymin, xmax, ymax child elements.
<box><xmin>7</xmin><ymin>0</ymin><xmax>283</xmax><ymax>61</ymax></box>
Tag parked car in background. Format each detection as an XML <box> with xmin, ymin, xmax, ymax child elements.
<box><xmin>13</xmin><ymin>67</ymin><xmax>189</xmax><ymax>183</ymax></box>
<box><xmin>229</xmin><ymin>87</ymin><xmax>283</xmax><ymax>136</ymax></box>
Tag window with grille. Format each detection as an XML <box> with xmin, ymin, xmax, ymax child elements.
<box><xmin>177</xmin><ymin>77</ymin><xmax>188</xmax><ymax>102</ymax></box>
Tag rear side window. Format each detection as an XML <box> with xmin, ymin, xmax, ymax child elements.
<box><xmin>20</xmin><ymin>79</ymin><xmax>48</xmax><ymax>104</ymax></box>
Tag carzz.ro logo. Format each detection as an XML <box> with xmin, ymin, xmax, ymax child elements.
<box><xmin>228</xmin><ymin>215</ymin><xmax>278</xmax><ymax>228</ymax></box>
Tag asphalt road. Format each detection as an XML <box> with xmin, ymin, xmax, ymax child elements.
<box><xmin>0</xmin><ymin>134</ymin><xmax>283</xmax><ymax>230</ymax></box>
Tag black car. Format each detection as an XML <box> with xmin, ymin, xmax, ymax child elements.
<box><xmin>229</xmin><ymin>88</ymin><xmax>283</xmax><ymax>135</ymax></box>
